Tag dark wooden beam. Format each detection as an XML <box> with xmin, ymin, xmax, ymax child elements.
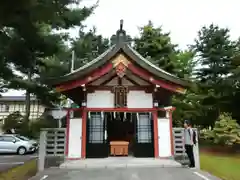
<box><xmin>99</xmin><ymin>75</ymin><xmax>117</xmax><ymax>86</ymax></box>
<box><xmin>86</xmin><ymin>85</ymin><xmax>154</xmax><ymax>93</ymax></box>
<box><xmin>126</xmin><ymin>70</ymin><xmax>151</xmax><ymax>85</ymax></box>
<box><xmin>118</xmin><ymin>77</ymin><xmax>122</xmax><ymax>85</ymax></box>
<box><xmin>124</xmin><ymin>76</ymin><xmax>141</xmax><ymax>86</ymax></box>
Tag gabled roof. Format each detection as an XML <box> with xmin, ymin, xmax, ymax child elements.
<box><xmin>48</xmin><ymin>20</ymin><xmax>189</xmax><ymax>88</ymax></box>
<box><xmin>49</xmin><ymin>43</ymin><xmax>189</xmax><ymax>87</ymax></box>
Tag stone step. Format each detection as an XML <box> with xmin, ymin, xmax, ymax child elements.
<box><xmin>60</xmin><ymin>158</ymin><xmax>182</xmax><ymax>169</ymax></box>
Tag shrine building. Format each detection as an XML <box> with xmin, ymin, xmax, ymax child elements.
<box><xmin>48</xmin><ymin>21</ymin><xmax>189</xmax><ymax>160</ymax></box>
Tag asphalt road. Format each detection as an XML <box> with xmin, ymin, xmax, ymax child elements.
<box><xmin>0</xmin><ymin>154</ymin><xmax>37</xmax><ymax>173</ymax></box>
<box><xmin>31</xmin><ymin>167</ymin><xmax>221</xmax><ymax>180</ymax></box>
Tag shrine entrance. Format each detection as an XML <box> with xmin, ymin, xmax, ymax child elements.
<box><xmin>85</xmin><ymin>111</ymin><xmax>154</xmax><ymax>158</ymax></box>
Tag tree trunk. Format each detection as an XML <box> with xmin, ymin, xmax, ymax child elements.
<box><xmin>25</xmin><ymin>70</ymin><xmax>31</xmax><ymax>122</ymax></box>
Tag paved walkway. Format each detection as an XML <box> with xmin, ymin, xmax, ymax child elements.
<box><xmin>60</xmin><ymin>157</ymin><xmax>181</xmax><ymax>169</ymax></box>
<box><xmin>31</xmin><ymin>167</ymin><xmax>221</xmax><ymax>180</ymax></box>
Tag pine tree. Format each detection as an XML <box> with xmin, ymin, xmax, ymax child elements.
<box><xmin>0</xmin><ymin>0</ymin><xmax>95</xmax><ymax>121</ymax></box>
<box><xmin>193</xmin><ymin>24</ymin><xmax>239</xmax><ymax>125</ymax></box>
<box><xmin>72</xmin><ymin>27</ymin><xmax>110</xmax><ymax>69</ymax></box>
<box><xmin>134</xmin><ymin>21</ymin><xmax>178</xmax><ymax>74</ymax></box>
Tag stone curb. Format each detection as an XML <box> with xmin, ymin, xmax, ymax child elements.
<box><xmin>59</xmin><ymin>163</ymin><xmax>182</xmax><ymax>169</ymax></box>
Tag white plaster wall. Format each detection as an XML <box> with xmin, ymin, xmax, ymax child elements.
<box><xmin>68</xmin><ymin>118</ymin><xmax>82</xmax><ymax>158</ymax></box>
<box><xmin>158</xmin><ymin>118</ymin><xmax>171</xmax><ymax>157</ymax></box>
<box><xmin>127</xmin><ymin>91</ymin><xmax>153</xmax><ymax>108</ymax></box>
<box><xmin>87</xmin><ymin>91</ymin><xmax>114</xmax><ymax>108</ymax></box>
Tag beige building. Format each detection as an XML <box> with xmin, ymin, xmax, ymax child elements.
<box><xmin>0</xmin><ymin>96</ymin><xmax>46</xmax><ymax>127</ymax></box>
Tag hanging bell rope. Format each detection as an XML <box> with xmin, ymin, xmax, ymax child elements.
<box><xmin>88</xmin><ymin>111</ymin><xmax>91</xmax><ymax>119</ymax></box>
<box><xmin>101</xmin><ymin>111</ymin><xmax>104</xmax><ymax>120</ymax></box>
<box><xmin>117</xmin><ymin>112</ymin><xmax>120</xmax><ymax>121</ymax></box>
<box><xmin>123</xmin><ymin>112</ymin><xmax>126</xmax><ymax>122</ymax></box>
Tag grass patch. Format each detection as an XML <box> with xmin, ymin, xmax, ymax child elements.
<box><xmin>0</xmin><ymin>159</ymin><xmax>37</xmax><ymax>180</ymax></box>
<box><xmin>200</xmin><ymin>152</ymin><xmax>240</xmax><ymax>180</ymax></box>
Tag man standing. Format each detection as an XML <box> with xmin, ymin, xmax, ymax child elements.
<box><xmin>183</xmin><ymin>120</ymin><xmax>195</xmax><ymax>168</ymax></box>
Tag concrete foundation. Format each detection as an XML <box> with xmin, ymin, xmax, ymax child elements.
<box><xmin>60</xmin><ymin>157</ymin><xmax>181</xmax><ymax>169</ymax></box>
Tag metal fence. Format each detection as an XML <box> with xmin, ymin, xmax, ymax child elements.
<box><xmin>173</xmin><ymin>128</ymin><xmax>200</xmax><ymax>168</ymax></box>
<box><xmin>38</xmin><ymin>128</ymin><xmax>66</xmax><ymax>171</ymax></box>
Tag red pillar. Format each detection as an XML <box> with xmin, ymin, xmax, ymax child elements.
<box><xmin>65</xmin><ymin>110</ymin><xmax>70</xmax><ymax>157</ymax></box>
<box><xmin>81</xmin><ymin>109</ymin><xmax>87</xmax><ymax>159</ymax></box>
<box><xmin>153</xmin><ymin>111</ymin><xmax>159</xmax><ymax>158</ymax></box>
<box><xmin>169</xmin><ymin>111</ymin><xmax>174</xmax><ymax>156</ymax></box>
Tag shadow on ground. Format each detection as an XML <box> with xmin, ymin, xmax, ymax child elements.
<box><xmin>44</xmin><ymin>156</ymin><xmax>65</xmax><ymax>169</ymax></box>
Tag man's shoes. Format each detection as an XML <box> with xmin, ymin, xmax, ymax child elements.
<box><xmin>189</xmin><ymin>165</ymin><xmax>196</xmax><ymax>169</ymax></box>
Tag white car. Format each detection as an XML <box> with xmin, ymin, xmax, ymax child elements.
<box><xmin>0</xmin><ymin>134</ymin><xmax>38</xmax><ymax>155</ymax></box>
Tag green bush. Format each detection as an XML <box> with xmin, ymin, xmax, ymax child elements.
<box><xmin>2</xmin><ymin>112</ymin><xmax>58</xmax><ymax>139</ymax></box>
<box><xmin>203</xmin><ymin>113</ymin><xmax>240</xmax><ymax>146</ymax></box>
<box><xmin>2</xmin><ymin>111</ymin><xmax>25</xmax><ymax>134</ymax></box>
<box><xmin>29</xmin><ymin>115</ymin><xmax>58</xmax><ymax>139</ymax></box>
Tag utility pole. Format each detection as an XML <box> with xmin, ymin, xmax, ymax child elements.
<box><xmin>71</xmin><ymin>50</ymin><xmax>75</xmax><ymax>73</ymax></box>
<box><xmin>67</xmin><ymin>50</ymin><xmax>75</xmax><ymax>108</ymax></box>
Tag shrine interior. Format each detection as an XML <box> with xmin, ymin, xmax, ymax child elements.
<box><xmin>86</xmin><ymin>111</ymin><xmax>154</xmax><ymax>158</ymax></box>
<box><xmin>106</xmin><ymin>112</ymin><xmax>136</xmax><ymax>156</ymax></box>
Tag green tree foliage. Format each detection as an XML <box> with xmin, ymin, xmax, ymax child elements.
<box><xmin>192</xmin><ymin>24</ymin><xmax>239</xmax><ymax>126</ymax></box>
<box><xmin>28</xmin><ymin>116</ymin><xmax>58</xmax><ymax>138</ymax></box>
<box><xmin>133</xmin><ymin>22</ymin><xmax>199</xmax><ymax>126</ymax></box>
<box><xmin>172</xmin><ymin>89</ymin><xmax>204</xmax><ymax>127</ymax></box>
<box><xmin>226</xmin><ymin>52</ymin><xmax>240</xmax><ymax>123</ymax></box>
<box><xmin>174</xmin><ymin>50</ymin><xmax>196</xmax><ymax>79</ymax></box>
<box><xmin>0</xmin><ymin>0</ymin><xmax>95</xmax><ymax>120</ymax></box>
<box><xmin>72</xmin><ymin>27</ymin><xmax>110</xmax><ymax>69</ymax></box>
<box><xmin>171</xmin><ymin>50</ymin><xmax>199</xmax><ymax>126</ymax></box>
<box><xmin>194</xmin><ymin>25</ymin><xmax>237</xmax><ymax>84</ymax></box>
<box><xmin>171</xmin><ymin>24</ymin><xmax>240</xmax><ymax>128</ymax></box>
<box><xmin>134</xmin><ymin>21</ymin><xmax>178</xmax><ymax>74</ymax></box>
<box><xmin>204</xmin><ymin>113</ymin><xmax>240</xmax><ymax>146</ymax></box>
<box><xmin>2</xmin><ymin>111</ymin><xmax>58</xmax><ymax>138</ymax></box>
<box><xmin>2</xmin><ymin>111</ymin><xmax>24</xmax><ymax>134</ymax></box>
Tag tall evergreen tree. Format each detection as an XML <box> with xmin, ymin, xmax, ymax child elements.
<box><xmin>193</xmin><ymin>24</ymin><xmax>239</xmax><ymax>125</ymax></box>
<box><xmin>134</xmin><ymin>21</ymin><xmax>178</xmax><ymax>74</ymax></box>
<box><xmin>0</xmin><ymin>0</ymin><xmax>95</xmax><ymax>121</ymax></box>
<box><xmin>72</xmin><ymin>27</ymin><xmax>110</xmax><ymax>69</ymax></box>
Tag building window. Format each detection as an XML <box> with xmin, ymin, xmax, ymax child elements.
<box><xmin>0</xmin><ymin>118</ymin><xmax>4</xmax><ymax>125</ymax></box>
<box><xmin>15</xmin><ymin>103</ymin><xmax>19</xmax><ymax>111</ymax></box>
<box><xmin>31</xmin><ymin>101</ymin><xmax>36</xmax><ymax>113</ymax></box>
<box><xmin>22</xmin><ymin>104</ymin><xmax>25</xmax><ymax>112</ymax></box>
<box><xmin>0</xmin><ymin>104</ymin><xmax>9</xmax><ymax>112</ymax></box>
<box><xmin>6</xmin><ymin>105</ymin><xmax>9</xmax><ymax>112</ymax></box>
<box><xmin>88</xmin><ymin>112</ymin><xmax>104</xmax><ymax>143</ymax></box>
<box><xmin>136</xmin><ymin>113</ymin><xmax>152</xmax><ymax>143</ymax></box>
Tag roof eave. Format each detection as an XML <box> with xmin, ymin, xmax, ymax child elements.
<box><xmin>46</xmin><ymin>42</ymin><xmax>190</xmax><ymax>89</ymax></box>
<box><xmin>122</xmin><ymin>44</ymin><xmax>190</xmax><ymax>87</ymax></box>
<box><xmin>46</xmin><ymin>45</ymin><xmax>118</xmax><ymax>86</ymax></box>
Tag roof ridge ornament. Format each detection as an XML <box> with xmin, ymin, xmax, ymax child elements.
<box><xmin>110</xmin><ymin>19</ymin><xmax>129</xmax><ymax>45</ymax></box>
<box><xmin>116</xmin><ymin>19</ymin><xmax>126</xmax><ymax>44</ymax></box>
<box><xmin>120</xmin><ymin>19</ymin><xmax>123</xmax><ymax>31</ymax></box>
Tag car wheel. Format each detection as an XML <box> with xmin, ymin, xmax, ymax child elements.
<box><xmin>17</xmin><ymin>147</ymin><xmax>27</xmax><ymax>155</ymax></box>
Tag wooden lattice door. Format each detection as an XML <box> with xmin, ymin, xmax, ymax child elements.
<box><xmin>113</xmin><ymin>85</ymin><xmax>128</xmax><ymax>108</ymax></box>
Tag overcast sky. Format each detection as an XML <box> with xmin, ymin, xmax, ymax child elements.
<box><xmin>3</xmin><ymin>0</ymin><xmax>240</xmax><ymax>96</ymax></box>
